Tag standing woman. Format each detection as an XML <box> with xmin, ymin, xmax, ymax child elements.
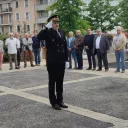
<box><xmin>0</xmin><ymin>40</ymin><xmax>4</xmax><ymax>70</ymax></box>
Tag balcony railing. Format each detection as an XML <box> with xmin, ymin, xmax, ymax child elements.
<box><xmin>36</xmin><ymin>17</ymin><xmax>48</xmax><ymax>24</ymax></box>
<box><xmin>0</xmin><ymin>7</ymin><xmax>12</xmax><ymax>13</ymax></box>
<box><xmin>35</xmin><ymin>4</ymin><xmax>48</xmax><ymax>11</ymax></box>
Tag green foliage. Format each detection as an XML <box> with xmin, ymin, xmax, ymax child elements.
<box><xmin>0</xmin><ymin>33</ymin><xmax>9</xmax><ymax>62</ymax></box>
<box><xmin>47</xmin><ymin>0</ymin><xmax>91</xmax><ymax>35</ymax></box>
<box><xmin>86</xmin><ymin>0</ymin><xmax>118</xmax><ymax>32</ymax></box>
<box><xmin>117</xmin><ymin>0</ymin><xmax>128</xmax><ymax>30</ymax></box>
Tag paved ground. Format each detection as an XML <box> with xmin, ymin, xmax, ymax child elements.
<box><xmin>0</xmin><ymin>60</ymin><xmax>128</xmax><ymax>128</ymax></box>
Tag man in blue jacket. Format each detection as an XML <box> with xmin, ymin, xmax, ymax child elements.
<box><xmin>67</xmin><ymin>31</ymin><xmax>77</xmax><ymax>69</ymax></box>
<box><xmin>32</xmin><ymin>30</ymin><xmax>41</xmax><ymax>66</ymax></box>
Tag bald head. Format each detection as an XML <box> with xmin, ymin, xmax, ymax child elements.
<box><xmin>9</xmin><ymin>32</ymin><xmax>14</xmax><ymax>39</ymax></box>
<box><xmin>76</xmin><ymin>30</ymin><xmax>81</xmax><ymax>36</ymax></box>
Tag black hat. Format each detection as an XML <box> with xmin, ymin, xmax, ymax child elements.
<box><xmin>47</xmin><ymin>15</ymin><xmax>59</xmax><ymax>22</ymax></box>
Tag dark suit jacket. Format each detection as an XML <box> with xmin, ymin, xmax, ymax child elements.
<box><xmin>93</xmin><ymin>34</ymin><xmax>109</xmax><ymax>54</ymax></box>
<box><xmin>66</xmin><ymin>37</ymin><xmax>75</xmax><ymax>52</ymax></box>
<box><xmin>37</xmin><ymin>28</ymin><xmax>68</xmax><ymax>64</ymax></box>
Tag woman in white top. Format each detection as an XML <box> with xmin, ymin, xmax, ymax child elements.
<box><xmin>0</xmin><ymin>40</ymin><xmax>4</xmax><ymax>70</ymax></box>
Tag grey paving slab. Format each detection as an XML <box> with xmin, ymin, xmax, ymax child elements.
<box><xmin>0</xmin><ymin>68</ymin><xmax>97</xmax><ymax>89</ymax></box>
<box><xmin>0</xmin><ymin>95</ymin><xmax>113</xmax><ymax>128</ymax></box>
<box><xmin>27</xmin><ymin>77</ymin><xmax>128</xmax><ymax>120</ymax></box>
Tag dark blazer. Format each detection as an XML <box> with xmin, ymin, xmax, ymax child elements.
<box><xmin>66</xmin><ymin>37</ymin><xmax>75</xmax><ymax>52</ymax></box>
<box><xmin>93</xmin><ymin>34</ymin><xmax>109</xmax><ymax>54</ymax></box>
<box><xmin>37</xmin><ymin>28</ymin><xmax>68</xmax><ymax>64</ymax></box>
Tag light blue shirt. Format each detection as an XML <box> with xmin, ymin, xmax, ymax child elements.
<box><xmin>69</xmin><ymin>37</ymin><xmax>72</xmax><ymax>47</ymax></box>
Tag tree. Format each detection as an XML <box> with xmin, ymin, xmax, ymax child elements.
<box><xmin>117</xmin><ymin>0</ymin><xmax>128</xmax><ymax>30</ymax></box>
<box><xmin>86</xmin><ymin>0</ymin><xmax>118</xmax><ymax>32</ymax></box>
<box><xmin>47</xmin><ymin>0</ymin><xmax>91</xmax><ymax>34</ymax></box>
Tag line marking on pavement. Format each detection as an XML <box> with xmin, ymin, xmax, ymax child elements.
<box><xmin>18</xmin><ymin>76</ymin><xmax>105</xmax><ymax>92</ymax></box>
<box><xmin>0</xmin><ymin>85</ymin><xmax>128</xmax><ymax>128</ymax></box>
<box><xmin>68</xmin><ymin>69</ymin><xmax>128</xmax><ymax>79</ymax></box>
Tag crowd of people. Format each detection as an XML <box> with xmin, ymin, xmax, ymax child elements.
<box><xmin>0</xmin><ymin>30</ymin><xmax>46</xmax><ymax>70</ymax></box>
<box><xmin>0</xmin><ymin>26</ymin><xmax>126</xmax><ymax>73</ymax></box>
<box><xmin>67</xmin><ymin>26</ymin><xmax>127</xmax><ymax>73</ymax></box>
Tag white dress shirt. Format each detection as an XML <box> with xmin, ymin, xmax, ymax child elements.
<box><xmin>16</xmin><ymin>38</ymin><xmax>20</xmax><ymax>49</ymax></box>
<box><xmin>96</xmin><ymin>35</ymin><xmax>101</xmax><ymax>49</ymax></box>
<box><xmin>6</xmin><ymin>38</ymin><xmax>17</xmax><ymax>54</ymax></box>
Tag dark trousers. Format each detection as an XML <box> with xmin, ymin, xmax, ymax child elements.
<box><xmin>33</xmin><ymin>48</ymin><xmax>40</xmax><ymax>65</ymax></box>
<box><xmin>68</xmin><ymin>51</ymin><xmax>77</xmax><ymax>68</ymax></box>
<box><xmin>47</xmin><ymin>62</ymin><xmax>65</xmax><ymax>105</ymax></box>
<box><xmin>17</xmin><ymin>48</ymin><xmax>21</xmax><ymax>66</ymax></box>
<box><xmin>86</xmin><ymin>49</ymin><xmax>96</xmax><ymax>69</ymax></box>
<box><xmin>75</xmin><ymin>49</ymin><xmax>83</xmax><ymax>69</ymax></box>
<box><xmin>9</xmin><ymin>54</ymin><xmax>18</xmax><ymax>68</ymax></box>
<box><xmin>96</xmin><ymin>49</ymin><xmax>108</xmax><ymax>69</ymax></box>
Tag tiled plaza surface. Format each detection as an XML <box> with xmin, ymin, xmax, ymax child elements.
<box><xmin>0</xmin><ymin>61</ymin><xmax>128</xmax><ymax>128</ymax></box>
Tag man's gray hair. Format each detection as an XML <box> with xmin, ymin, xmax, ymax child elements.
<box><xmin>25</xmin><ymin>33</ymin><xmax>29</xmax><ymax>36</ymax></box>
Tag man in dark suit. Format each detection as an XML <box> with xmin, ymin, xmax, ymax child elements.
<box><xmin>37</xmin><ymin>15</ymin><xmax>68</xmax><ymax>110</ymax></box>
<box><xmin>93</xmin><ymin>29</ymin><xmax>109</xmax><ymax>71</ymax></box>
<box><xmin>84</xmin><ymin>29</ymin><xmax>96</xmax><ymax>70</ymax></box>
<box><xmin>67</xmin><ymin>31</ymin><xmax>77</xmax><ymax>69</ymax></box>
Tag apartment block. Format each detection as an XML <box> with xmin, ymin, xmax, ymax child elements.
<box><xmin>0</xmin><ymin>0</ymin><xmax>55</xmax><ymax>34</ymax></box>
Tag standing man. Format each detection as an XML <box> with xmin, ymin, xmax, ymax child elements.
<box><xmin>112</xmin><ymin>26</ymin><xmax>126</xmax><ymax>73</ymax></box>
<box><xmin>37</xmin><ymin>15</ymin><xmax>68</xmax><ymax>110</ymax></box>
<box><xmin>93</xmin><ymin>29</ymin><xmax>109</xmax><ymax>71</ymax></box>
<box><xmin>23</xmin><ymin>33</ymin><xmax>34</xmax><ymax>68</ymax></box>
<box><xmin>5</xmin><ymin>32</ymin><xmax>19</xmax><ymax>70</ymax></box>
<box><xmin>15</xmin><ymin>32</ymin><xmax>22</xmax><ymax>68</ymax></box>
<box><xmin>67</xmin><ymin>31</ymin><xmax>77</xmax><ymax>69</ymax></box>
<box><xmin>32</xmin><ymin>30</ymin><xmax>41</xmax><ymax>66</ymax></box>
<box><xmin>74</xmin><ymin>30</ymin><xmax>84</xmax><ymax>70</ymax></box>
<box><xmin>84</xmin><ymin>29</ymin><xmax>96</xmax><ymax>70</ymax></box>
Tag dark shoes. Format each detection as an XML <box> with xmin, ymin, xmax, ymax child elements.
<box><xmin>86</xmin><ymin>68</ymin><xmax>92</xmax><ymax>70</ymax></box>
<box><xmin>58</xmin><ymin>102</ymin><xmax>68</xmax><ymax>108</ymax></box>
<box><xmin>9</xmin><ymin>68</ymin><xmax>13</xmax><ymax>70</ymax></box>
<box><xmin>52</xmin><ymin>104</ymin><xmax>61</xmax><ymax>110</ymax></box>
<box><xmin>31</xmin><ymin>64</ymin><xmax>34</xmax><ymax>67</ymax></box>
<box><xmin>52</xmin><ymin>103</ymin><xmax>68</xmax><ymax>110</ymax></box>
<box><xmin>105</xmin><ymin>69</ymin><xmax>109</xmax><ymax>72</ymax></box>
<box><xmin>67</xmin><ymin>67</ymin><xmax>72</xmax><ymax>69</ymax></box>
<box><xmin>97</xmin><ymin>69</ymin><xmax>102</xmax><ymax>71</ymax></box>
<box><xmin>15</xmin><ymin>67</ymin><xmax>19</xmax><ymax>69</ymax></box>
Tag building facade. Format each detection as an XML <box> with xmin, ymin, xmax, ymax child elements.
<box><xmin>0</xmin><ymin>0</ymin><xmax>55</xmax><ymax>34</ymax></box>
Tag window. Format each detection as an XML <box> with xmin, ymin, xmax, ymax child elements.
<box><xmin>17</xmin><ymin>25</ymin><xmax>21</xmax><ymax>32</ymax></box>
<box><xmin>0</xmin><ymin>27</ymin><xmax>4</xmax><ymax>33</ymax></box>
<box><xmin>40</xmin><ymin>0</ymin><xmax>48</xmax><ymax>4</ymax></box>
<box><xmin>26</xmin><ymin>12</ymin><xmax>30</xmax><ymax>20</ymax></box>
<box><xmin>9</xmin><ymin>26</ymin><xmax>12</xmax><ymax>32</ymax></box>
<box><xmin>0</xmin><ymin>15</ymin><xmax>4</xmax><ymax>24</ymax></box>
<box><xmin>40</xmin><ymin>11</ymin><xmax>48</xmax><ymax>17</ymax></box>
<box><xmin>15</xmin><ymin>1</ymin><xmax>18</xmax><ymax>8</ymax></box>
<box><xmin>24</xmin><ymin>0</ymin><xmax>28</xmax><ymax>7</ymax></box>
<box><xmin>9</xmin><ymin>14</ymin><xmax>12</xmax><ymax>23</ymax></box>
<box><xmin>16</xmin><ymin>13</ymin><xmax>20</xmax><ymax>20</ymax></box>
<box><xmin>26</xmin><ymin>25</ymin><xmax>30</xmax><ymax>32</ymax></box>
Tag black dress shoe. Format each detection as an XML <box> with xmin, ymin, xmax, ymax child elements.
<box><xmin>9</xmin><ymin>68</ymin><xmax>13</xmax><ymax>70</ymax></box>
<box><xmin>67</xmin><ymin>67</ymin><xmax>72</xmax><ymax>69</ymax></box>
<box><xmin>97</xmin><ymin>69</ymin><xmax>102</xmax><ymax>71</ymax></box>
<box><xmin>31</xmin><ymin>64</ymin><xmax>34</xmax><ymax>67</ymax></box>
<box><xmin>86</xmin><ymin>68</ymin><xmax>92</xmax><ymax>70</ymax></box>
<box><xmin>58</xmin><ymin>103</ymin><xmax>68</xmax><ymax>108</ymax></box>
<box><xmin>52</xmin><ymin>104</ymin><xmax>61</xmax><ymax>110</ymax></box>
<box><xmin>92</xmin><ymin>68</ymin><xmax>96</xmax><ymax>71</ymax></box>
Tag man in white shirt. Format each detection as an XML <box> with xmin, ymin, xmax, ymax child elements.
<box><xmin>6</xmin><ymin>32</ymin><xmax>19</xmax><ymax>70</ymax></box>
<box><xmin>93</xmin><ymin>29</ymin><xmax>109</xmax><ymax>71</ymax></box>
